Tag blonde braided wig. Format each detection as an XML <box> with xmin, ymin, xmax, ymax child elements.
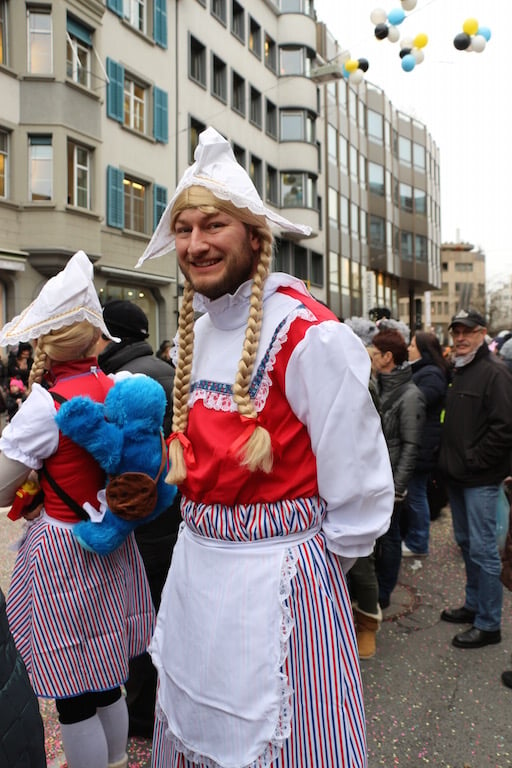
<box><xmin>28</xmin><ymin>321</ymin><xmax>100</xmax><ymax>392</ymax></box>
<box><xmin>166</xmin><ymin>187</ymin><xmax>273</xmax><ymax>484</ymax></box>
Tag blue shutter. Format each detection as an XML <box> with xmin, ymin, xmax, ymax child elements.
<box><xmin>106</xmin><ymin>59</ymin><xmax>124</xmax><ymax>123</ymax></box>
<box><xmin>106</xmin><ymin>0</ymin><xmax>123</xmax><ymax>17</ymax></box>
<box><xmin>67</xmin><ymin>16</ymin><xmax>92</xmax><ymax>46</ymax></box>
<box><xmin>153</xmin><ymin>0</ymin><xmax>168</xmax><ymax>48</ymax></box>
<box><xmin>153</xmin><ymin>87</ymin><xmax>168</xmax><ymax>143</ymax></box>
<box><xmin>153</xmin><ymin>185</ymin><xmax>168</xmax><ymax>230</ymax></box>
<box><xmin>107</xmin><ymin>166</ymin><xmax>124</xmax><ymax>229</ymax></box>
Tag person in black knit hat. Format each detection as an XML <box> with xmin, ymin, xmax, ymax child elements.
<box><xmin>98</xmin><ymin>299</ymin><xmax>181</xmax><ymax>738</ymax></box>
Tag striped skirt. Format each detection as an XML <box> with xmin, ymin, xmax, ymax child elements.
<box><xmin>6</xmin><ymin>513</ymin><xmax>155</xmax><ymax>699</ymax></box>
<box><xmin>151</xmin><ymin>497</ymin><xmax>367</xmax><ymax>768</ymax></box>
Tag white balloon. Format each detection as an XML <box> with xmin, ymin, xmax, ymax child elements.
<box><xmin>370</xmin><ymin>8</ymin><xmax>388</xmax><ymax>25</ymax></box>
<box><xmin>348</xmin><ymin>69</ymin><xmax>364</xmax><ymax>85</ymax></box>
<box><xmin>387</xmin><ymin>25</ymin><xmax>400</xmax><ymax>43</ymax></box>
<box><xmin>400</xmin><ymin>37</ymin><xmax>414</xmax><ymax>49</ymax></box>
<box><xmin>470</xmin><ymin>35</ymin><xmax>487</xmax><ymax>53</ymax></box>
<box><xmin>413</xmin><ymin>48</ymin><xmax>425</xmax><ymax>64</ymax></box>
<box><xmin>401</xmin><ymin>0</ymin><xmax>417</xmax><ymax>10</ymax></box>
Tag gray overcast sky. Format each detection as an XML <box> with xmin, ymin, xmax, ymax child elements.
<box><xmin>314</xmin><ymin>0</ymin><xmax>511</xmax><ymax>285</ymax></box>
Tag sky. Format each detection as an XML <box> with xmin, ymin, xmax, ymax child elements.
<box><xmin>313</xmin><ymin>0</ymin><xmax>511</xmax><ymax>287</ymax></box>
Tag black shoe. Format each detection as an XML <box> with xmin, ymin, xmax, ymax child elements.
<box><xmin>452</xmin><ymin>626</ymin><xmax>501</xmax><ymax>649</ymax></box>
<box><xmin>440</xmin><ymin>605</ymin><xmax>476</xmax><ymax>624</ymax></box>
<box><xmin>502</xmin><ymin>670</ymin><xmax>512</xmax><ymax>689</ymax></box>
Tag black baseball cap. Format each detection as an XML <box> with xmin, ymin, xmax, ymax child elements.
<box><xmin>448</xmin><ymin>308</ymin><xmax>486</xmax><ymax>330</ymax></box>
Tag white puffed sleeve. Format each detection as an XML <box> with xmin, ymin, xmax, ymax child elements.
<box><xmin>285</xmin><ymin>320</ymin><xmax>393</xmax><ymax>559</ymax></box>
<box><xmin>0</xmin><ymin>384</ymin><xmax>59</xmax><ymax>469</ymax></box>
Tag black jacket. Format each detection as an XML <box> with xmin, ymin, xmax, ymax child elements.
<box><xmin>377</xmin><ymin>364</ymin><xmax>426</xmax><ymax>496</ymax></box>
<box><xmin>0</xmin><ymin>588</ymin><xmax>46</xmax><ymax>768</ymax></box>
<box><xmin>411</xmin><ymin>357</ymin><xmax>449</xmax><ymax>472</ymax></box>
<box><xmin>439</xmin><ymin>343</ymin><xmax>512</xmax><ymax>486</ymax></box>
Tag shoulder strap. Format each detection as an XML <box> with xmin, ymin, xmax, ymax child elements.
<box><xmin>42</xmin><ymin>391</ymin><xmax>89</xmax><ymax>521</ymax></box>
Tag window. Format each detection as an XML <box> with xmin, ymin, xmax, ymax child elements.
<box><xmin>280</xmin><ymin>110</ymin><xmax>315</xmax><ymax>142</ymax></box>
<box><xmin>265</xmin><ymin>99</ymin><xmax>277</xmax><ymax>139</ymax></box>
<box><xmin>231</xmin><ymin>1</ymin><xmax>244</xmax><ymax>42</ymax></box>
<box><xmin>1</xmin><ymin>0</ymin><xmax>7</xmax><ymax>65</ymax></box>
<box><xmin>233</xmin><ymin>144</ymin><xmax>245</xmax><ymax>167</ymax></box>
<box><xmin>279</xmin><ymin>45</ymin><xmax>312</xmax><ymax>76</ymax></box>
<box><xmin>212</xmin><ymin>55</ymin><xmax>227</xmax><ymax>102</ymax></box>
<box><xmin>124</xmin><ymin>176</ymin><xmax>146</xmax><ymax>232</ymax></box>
<box><xmin>327</xmin><ymin>125</ymin><xmax>337</xmax><ymax>161</ymax></box>
<box><xmin>27</xmin><ymin>8</ymin><xmax>52</xmax><ymax>73</ymax></box>
<box><xmin>250</xmin><ymin>155</ymin><xmax>262</xmax><ymax>195</ymax></box>
<box><xmin>0</xmin><ymin>129</ymin><xmax>8</xmax><ymax>197</ymax></box>
<box><xmin>124</xmin><ymin>75</ymin><xmax>146</xmax><ymax>132</ymax></box>
<box><xmin>66</xmin><ymin>16</ymin><xmax>92</xmax><ymax>88</ymax></box>
<box><xmin>369</xmin><ymin>162</ymin><xmax>384</xmax><ymax>196</ymax></box>
<box><xmin>328</xmin><ymin>187</ymin><xmax>338</xmax><ymax>225</ymax></box>
<box><xmin>339</xmin><ymin>136</ymin><xmax>348</xmax><ymax>170</ymax></box>
<box><xmin>415</xmin><ymin>234</ymin><xmax>427</xmax><ymax>262</ymax></box>
<box><xmin>369</xmin><ymin>215</ymin><xmax>385</xmax><ymax>247</ymax></box>
<box><xmin>190</xmin><ymin>36</ymin><xmax>206</xmax><ymax>87</ymax></box>
<box><xmin>398</xmin><ymin>136</ymin><xmax>412</xmax><ymax>166</ymax></box>
<box><xmin>414</xmin><ymin>187</ymin><xmax>426</xmax><ymax>215</ymax></box>
<box><xmin>189</xmin><ymin>117</ymin><xmax>206</xmax><ymax>162</ymax></box>
<box><xmin>67</xmin><ymin>141</ymin><xmax>90</xmax><ymax>208</ymax></box>
<box><xmin>281</xmin><ymin>172</ymin><xmax>316</xmax><ymax>208</ymax></box>
<box><xmin>249</xmin><ymin>86</ymin><xmax>262</xmax><ymax>128</ymax></box>
<box><xmin>266</xmin><ymin>164</ymin><xmax>278</xmax><ymax>205</ymax></box>
<box><xmin>264</xmin><ymin>34</ymin><xmax>276</xmax><ymax>72</ymax></box>
<box><xmin>413</xmin><ymin>142</ymin><xmax>426</xmax><ymax>170</ymax></box>
<box><xmin>340</xmin><ymin>195</ymin><xmax>349</xmax><ymax>230</ymax></box>
<box><xmin>232</xmin><ymin>70</ymin><xmax>245</xmax><ymax>116</ymax></box>
<box><xmin>293</xmin><ymin>245</ymin><xmax>308</xmax><ymax>280</ymax></box>
<box><xmin>400</xmin><ymin>230</ymin><xmax>414</xmax><ymax>260</ymax></box>
<box><xmin>123</xmin><ymin>0</ymin><xmax>146</xmax><ymax>34</ymax></box>
<box><xmin>311</xmin><ymin>251</ymin><xmax>323</xmax><ymax>287</ymax></box>
<box><xmin>399</xmin><ymin>182</ymin><xmax>413</xmax><ymax>212</ymax></box>
<box><xmin>349</xmin><ymin>146</ymin><xmax>358</xmax><ymax>180</ymax></box>
<box><xmin>455</xmin><ymin>262</ymin><xmax>473</xmax><ymax>272</ymax></box>
<box><xmin>211</xmin><ymin>0</ymin><xmax>227</xmax><ymax>24</ymax></box>
<box><xmin>367</xmin><ymin>109</ymin><xmax>383</xmax><ymax>142</ymax></box>
<box><xmin>249</xmin><ymin>17</ymin><xmax>261</xmax><ymax>58</ymax></box>
<box><xmin>351</xmin><ymin>203</ymin><xmax>359</xmax><ymax>236</ymax></box>
<box><xmin>29</xmin><ymin>135</ymin><xmax>52</xmax><ymax>201</ymax></box>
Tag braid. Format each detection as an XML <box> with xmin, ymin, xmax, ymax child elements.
<box><xmin>166</xmin><ymin>280</ymin><xmax>195</xmax><ymax>485</ymax></box>
<box><xmin>28</xmin><ymin>346</ymin><xmax>48</xmax><ymax>392</ymax></box>
<box><xmin>233</xmin><ymin>232</ymin><xmax>273</xmax><ymax>473</ymax></box>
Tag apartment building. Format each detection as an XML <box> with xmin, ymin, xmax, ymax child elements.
<box><xmin>0</xmin><ymin>0</ymin><xmax>441</xmax><ymax>347</ymax></box>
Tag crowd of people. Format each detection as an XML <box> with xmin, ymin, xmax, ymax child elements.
<box><xmin>1</xmin><ymin>126</ymin><xmax>512</xmax><ymax>768</ymax></box>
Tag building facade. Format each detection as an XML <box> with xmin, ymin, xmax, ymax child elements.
<box><xmin>0</xmin><ymin>0</ymin><xmax>441</xmax><ymax>349</ymax></box>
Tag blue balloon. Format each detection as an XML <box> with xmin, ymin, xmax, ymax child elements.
<box><xmin>387</xmin><ymin>8</ymin><xmax>406</xmax><ymax>26</ymax></box>
<box><xmin>477</xmin><ymin>26</ymin><xmax>492</xmax><ymax>42</ymax></box>
<box><xmin>401</xmin><ymin>54</ymin><xmax>416</xmax><ymax>72</ymax></box>
<box><xmin>342</xmin><ymin>64</ymin><xmax>349</xmax><ymax>79</ymax></box>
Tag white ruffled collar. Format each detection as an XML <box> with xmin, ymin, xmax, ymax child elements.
<box><xmin>193</xmin><ymin>272</ymin><xmax>309</xmax><ymax>330</ymax></box>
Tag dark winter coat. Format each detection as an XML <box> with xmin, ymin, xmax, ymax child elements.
<box><xmin>410</xmin><ymin>356</ymin><xmax>449</xmax><ymax>472</ymax></box>
<box><xmin>0</xmin><ymin>588</ymin><xmax>46</xmax><ymax>768</ymax></box>
<box><xmin>439</xmin><ymin>343</ymin><xmax>512</xmax><ymax>486</ymax></box>
<box><xmin>99</xmin><ymin>340</ymin><xmax>174</xmax><ymax>437</ymax></box>
<box><xmin>377</xmin><ymin>364</ymin><xmax>426</xmax><ymax>496</ymax></box>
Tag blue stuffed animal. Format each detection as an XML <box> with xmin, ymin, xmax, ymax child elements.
<box><xmin>55</xmin><ymin>374</ymin><xmax>177</xmax><ymax>555</ymax></box>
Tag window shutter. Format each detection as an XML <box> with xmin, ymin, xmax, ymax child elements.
<box><xmin>106</xmin><ymin>0</ymin><xmax>123</xmax><ymax>17</ymax></box>
<box><xmin>153</xmin><ymin>0</ymin><xmax>168</xmax><ymax>48</ymax></box>
<box><xmin>153</xmin><ymin>184</ymin><xmax>168</xmax><ymax>230</ymax></box>
<box><xmin>106</xmin><ymin>59</ymin><xmax>124</xmax><ymax>123</ymax></box>
<box><xmin>153</xmin><ymin>87</ymin><xmax>168</xmax><ymax>143</ymax></box>
<box><xmin>107</xmin><ymin>166</ymin><xmax>124</xmax><ymax>229</ymax></box>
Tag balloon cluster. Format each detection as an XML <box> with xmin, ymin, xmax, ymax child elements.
<box><xmin>370</xmin><ymin>0</ymin><xmax>418</xmax><ymax>44</ymax></box>
<box><xmin>370</xmin><ymin>1</ymin><xmax>427</xmax><ymax>72</ymax></box>
<box><xmin>341</xmin><ymin>52</ymin><xmax>370</xmax><ymax>86</ymax></box>
<box><xmin>453</xmin><ymin>18</ymin><xmax>491</xmax><ymax>53</ymax></box>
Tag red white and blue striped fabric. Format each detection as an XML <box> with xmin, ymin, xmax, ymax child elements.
<box><xmin>151</xmin><ymin>499</ymin><xmax>367</xmax><ymax>768</ymax></box>
<box><xmin>6</xmin><ymin>515</ymin><xmax>155</xmax><ymax>699</ymax></box>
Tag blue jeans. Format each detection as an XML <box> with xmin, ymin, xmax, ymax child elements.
<box><xmin>448</xmin><ymin>483</ymin><xmax>503</xmax><ymax>631</ymax></box>
<box><xmin>376</xmin><ymin>502</ymin><xmax>402</xmax><ymax>607</ymax></box>
<box><xmin>404</xmin><ymin>471</ymin><xmax>430</xmax><ymax>554</ymax></box>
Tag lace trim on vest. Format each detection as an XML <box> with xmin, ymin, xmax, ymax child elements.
<box><xmin>188</xmin><ymin>304</ymin><xmax>315</xmax><ymax>413</ymax></box>
<box><xmin>154</xmin><ymin>546</ymin><xmax>298</xmax><ymax>768</ymax></box>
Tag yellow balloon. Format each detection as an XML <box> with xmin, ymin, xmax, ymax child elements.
<box><xmin>463</xmin><ymin>17</ymin><xmax>479</xmax><ymax>36</ymax></box>
<box><xmin>345</xmin><ymin>59</ymin><xmax>359</xmax><ymax>73</ymax></box>
<box><xmin>413</xmin><ymin>32</ymin><xmax>428</xmax><ymax>49</ymax></box>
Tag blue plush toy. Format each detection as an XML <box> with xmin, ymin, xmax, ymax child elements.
<box><xmin>55</xmin><ymin>374</ymin><xmax>177</xmax><ymax>555</ymax></box>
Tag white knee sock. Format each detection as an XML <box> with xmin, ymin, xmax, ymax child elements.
<box><xmin>60</xmin><ymin>715</ymin><xmax>108</xmax><ymax>768</ymax></box>
<box><xmin>96</xmin><ymin>694</ymin><xmax>129</xmax><ymax>765</ymax></box>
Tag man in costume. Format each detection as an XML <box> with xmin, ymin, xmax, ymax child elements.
<box><xmin>137</xmin><ymin>127</ymin><xmax>394</xmax><ymax>768</ymax></box>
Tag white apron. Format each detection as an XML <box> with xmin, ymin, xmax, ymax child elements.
<box><xmin>150</xmin><ymin>524</ymin><xmax>319</xmax><ymax>768</ymax></box>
